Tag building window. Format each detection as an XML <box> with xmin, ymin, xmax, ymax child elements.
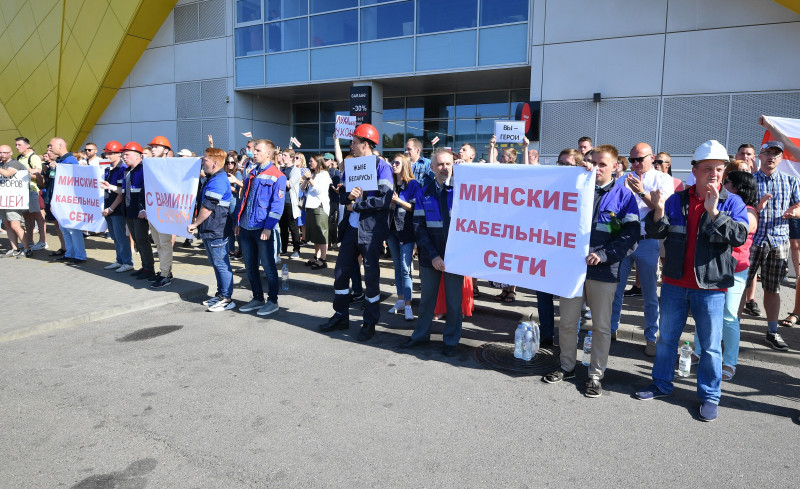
<box><xmin>480</xmin><ymin>0</ymin><xmax>528</xmax><ymax>26</ymax></box>
<box><xmin>310</xmin><ymin>0</ymin><xmax>358</xmax><ymax>14</ymax></box>
<box><xmin>235</xmin><ymin>25</ymin><xmax>264</xmax><ymax>56</ymax></box>
<box><xmin>310</xmin><ymin>10</ymin><xmax>358</xmax><ymax>46</ymax></box>
<box><xmin>417</xmin><ymin>0</ymin><xmax>477</xmax><ymax>34</ymax></box>
<box><xmin>266</xmin><ymin>0</ymin><xmax>307</xmax><ymax>20</ymax></box>
<box><xmin>361</xmin><ymin>1</ymin><xmax>414</xmax><ymax>41</ymax></box>
<box><xmin>236</xmin><ymin>0</ymin><xmax>262</xmax><ymax>23</ymax></box>
<box><xmin>266</xmin><ymin>17</ymin><xmax>308</xmax><ymax>52</ymax></box>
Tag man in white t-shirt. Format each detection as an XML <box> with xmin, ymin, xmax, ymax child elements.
<box><xmin>83</xmin><ymin>142</ymin><xmax>102</xmax><ymax>166</ymax></box>
<box><xmin>610</xmin><ymin>143</ymin><xmax>675</xmax><ymax>356</ymax></box>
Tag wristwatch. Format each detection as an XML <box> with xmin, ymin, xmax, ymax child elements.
<box><xmin>638</xmin><ymin>192</ymin><xmax>646</xmax><ymax>199</ymax></box>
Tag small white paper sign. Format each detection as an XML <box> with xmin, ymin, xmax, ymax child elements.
<box><xmin>334</xmin><ymin>115</ymin><xmax>356</xmax><ymax>140</ymax></box>
<box><xmin>344</xmin><ymin>155</ymin><xmax>378</xmax><ymax>192</ymax></box>
<box><xmin>495</xmin><ymin>120</ymin><xmax>526</xmax><ymax>144</ymax></box>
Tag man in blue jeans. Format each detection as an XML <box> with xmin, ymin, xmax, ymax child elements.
<box><xmin>635</xmin><ymin>140</ymin><xmax>748</xmax><ymax>422</ymax></box>
<box><xmin>49</xmin><ymin>137</ymin><xmax>86</xmax><ymax>264</ymax></box>
<box><xmin>189</xmin><ymin>148</ymin><xmax>235</xmax><ymax>312</ymax></box>
<box><xmin>235</xmin><ymin>139</ymin><xmax>286</xmax><ymax>317</ymax></box>
<box><xmin>610</xmin><ymin>142</ymin><xmax>674</xmax><ymax>356</ymax></box>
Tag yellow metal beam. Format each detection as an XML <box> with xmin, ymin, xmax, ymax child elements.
<box><xmin>774</xmin><ymin>0</ymin><xmax>800</xmax><ymax>14</ymax></box>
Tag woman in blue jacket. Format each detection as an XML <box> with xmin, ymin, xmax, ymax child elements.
<box><xmin>386</xmin><ymin>154</ymin><xmax>420</xmax><ymax>321</ymax></box>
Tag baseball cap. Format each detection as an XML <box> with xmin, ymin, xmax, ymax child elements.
<box><xmin>323</xmin><ymin>152</ymin><xmax>335</xmax><ymax>160</ymax></box>
<box><xmin>761</xmin><ymin>141</ymin><xmax>784</xmax><ymax>153</ymax></box>
<box><xmin>177</xmin><ymin>149</ymin><xmax>193</xmax><ymax>157</ymax></box>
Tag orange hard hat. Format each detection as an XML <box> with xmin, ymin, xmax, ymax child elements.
<box><xmin>149</xmin><ymin>136</ymin><xmax>171</xmax><ymax>149</ymax></box>
<box><xmin>122</xmin><ymin>141</ymin><xmax>143</xmax><ymax>153</ymax></box>
<box><xmin>103</xmin><ymin>140</ymin><xmax>123</xmax><ymax>153</ymax></box>
<box><xmin>353</xmin><ymin>124</ymin><xmax>379</xmax><ymax>145</ymax></box>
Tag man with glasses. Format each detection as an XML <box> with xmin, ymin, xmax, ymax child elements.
<box><xmin>742</xmin><ymin>141</ymin><xmax>800</xmax><ymax>351</ymax></box>
<box><xmin>83</xmin><ymin>143</ymin><xmax>101</xmax><ymax>166</ymax></box>
<box><xmin>610</xmin><ymin>143</ymin><xmax>674</xmax><ymax>355</ymax></box>
<box><xmin>405</xmin><ymin>137</ymin><xmax>433</xmax><ymax>188</ymax></box>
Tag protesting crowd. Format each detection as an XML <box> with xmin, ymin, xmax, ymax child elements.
<box><xmin>2</xmin><ymin>113</ymin><xmax>800</xmax><ymax>423</ymax></box>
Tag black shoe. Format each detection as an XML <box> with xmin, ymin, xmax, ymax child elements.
<box><xmin>68</xmin><ymin>258</ymin><xmax>86</xmax><ymax>265</ymax></box>
<box><xmin>54</xmin><ymin>255</ymin><xmax>71</xmax><ymax>262</ymax></box>
<box><xmin>319</xmin><ymin>315</ymin><xmax>349</xmax><ymax>332</ymax></box>
<box><xmin>130</xmin><ymin>268</ymin><xmax>146</xmax><ymax>277</ymax></box>
<box><xmin>743</xmin><ymin>299</ymin><xmax>761</xmax><ymax>317</ymax></box>
<box><xmin>356</xmin><ymin>323</ymin><xmax>375</xmax><ymax>341</ymax></box>
<box><xmin>398</xmin><ymin>338</ymin><xmax>430</xmax><ymax>349</ymax></box>
<box><xmin>49</xmin><ymin>249</ymin><xmax>66</xmax><ymax>257</ymax></box>
<box><xmin>623</xmin><ymin>285</ymin><xmax>642</xmax><ymax>297</ymax></box>
<box><xmin>585</xmin><ymin>379</ymin><xmax>603</xmax><ymax>398</ymax></box>
<box><xmin>542</xmin><ymin>369</ymin><xmax>575</xmax><ymax>384</ymax></box>
<box><xmin>150</xmin><ymin>275</ymin><xmax>173</xmax><ymax>288</ymax></box>
<box><xmin>147</xmin><ymin>272</ymin><xmax>163</xmax><ymax>283</ymax></box>
<box><xmin>442</xmin><ymin>344</ymin><xmax>457</xmax><ymax>357</ymax></box>
<box><xmin>24</xmin><ymin>249</ymin><xmax>33</xmax><ymax>258</ymax></box>
<box><xmin>765</xmin><ymin>332</ymin><xmax>789</xmax><ymax>351</ymax></box>
<box><xmin>138</xmin><ymin>270</ymin><xmax>156</xmax><ymax>280</ymax></box>
<box><xmin>350</xmin><ymin>293</ymin><xmax>365</xmax><ymax>304</ymax></box>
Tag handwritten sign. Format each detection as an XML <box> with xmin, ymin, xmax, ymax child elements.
<box><xmin>0</xmin><ymin>169</ymin><xmax>30</xmax><ymax>210</ymax></box>
<box><xmin>334</xmin><ymin>115</ymin><xmax>356</xmax><ymax>140</ymax></box>
<box><xmin>50</xmin><ymin>165</ymin><xmax>107</xmax><ymax>232</ymax></box>
<box><xmin>143</xmin><ymin>157</ymin><xmax>201</xmax><ymax>239</ymax></box>
<box><xmin>495</xmin><ymin>120</ymin><xmax>526</xmax><ymax>144</ymax></box>
<box><xmin>344</xmin><ymin>155</ymin><xmax>378</xmax><ymax>192</ymax></box>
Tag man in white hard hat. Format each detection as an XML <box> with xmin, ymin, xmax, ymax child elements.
<box><xmin>741</xmin><ymin>139</ymin><xmax>800</xmax><ymax>351</ymax></box>
<box><xmin>635</xmin><ymin>140</ymin><xmax>749</xmax><ymax>422</ymax></box>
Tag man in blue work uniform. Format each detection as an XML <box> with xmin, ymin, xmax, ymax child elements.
<box><xmin>189</xmin><ymin>147</ymin><xmax>235</xmax><ymax>312</ymax></box>
<box><xmin>236</xmin><ymin>139</ymin><xmax>286</xmax><ymax>317</ymax></box>
<box><xmin>542</xmin><ymin>145</ymin><xmax>640</xmax><ymax>397</ymax></box>
<box><xmin>399</xmin><ymin>148</ymin><xmax>462</xmax><ymax>357</ymax></box>
<box><xmin>99</xmin><ymin>140</ymin><xmax>133</xmax><ymax>272</ymax></box>
<box><xmin>319</xmin><ymin>123</ymin><xmax>394</xmax><ymax>341</ymax></box>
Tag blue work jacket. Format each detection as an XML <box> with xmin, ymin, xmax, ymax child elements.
<box><xmin>391</xmin><ymin>179</ymin><xmax>421</xmax><ymax>244</ymax></box>
<box><xmin>587</xmin><ymin>180</ymin><xmax>641</xmax><ymax>282</ymax></box>
<box><xmin>338</xmin><ymin>156</ymin><xmax>394</xmax><ymax>245</ymax></box>
<box><xmin>198</xmin><ymin>169</ymin><xmax>232</xmax><ymax>240</ymax></box>
<box><xmin>413</xmin><ymin>178</ymin><xmax>453</xmax><ymax>269</ymax></box>
<box><xmin>237</xmin><ymin>162</ymin><xmax>286</xmax><ymax>231</ymax></box>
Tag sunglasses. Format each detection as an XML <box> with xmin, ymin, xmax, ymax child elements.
<box><xmin>629</xmin><ymin>154</ymin><xmax>651</xmax><ymax>164</ymax></box>
<box><xmin>391</xmin><ymin>160</ymin><xmax>403</xmax><ymax>166</ymax></box>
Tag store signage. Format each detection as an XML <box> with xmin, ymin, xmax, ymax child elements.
<box><xmin>350</xmin><ymin>86</ymin><xmax>372</xmax><ymax>125</ymax></box>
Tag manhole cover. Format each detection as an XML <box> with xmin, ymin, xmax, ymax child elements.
<box><xmin>116</xmin><ymin>325</ymin><xmax>183</xmax><ymax>342</ymax></box>
<box><xmin>473</xmin><ymin>342</ymin><xmax>560</xmax><ymax>376</ymax></box>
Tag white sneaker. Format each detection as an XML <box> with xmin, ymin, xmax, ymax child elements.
<box><xmin>202</xmin><ymin>294</ymin><xmax>222</xmax><ymax>306</ymax></box>
<box><xmin>404</xmin><ymin>305</ymin><xmax>414</xmax><ymax>321</ymax></box>
<box><xmin>256</xmin><ymin>301</ymin><xmax>279</xmax><ymax>316</ymax></box>
<box><xmin>291</xmin><ymin>251</ymin><xmax>300</xmax><ymax>259</ymax></box>
<box><xmin>116</xmin><ymin>264</ymin><xmax>134</xmax><ymax>273</ymax></box>
<box><xmin>388</xmin><ymin>299</ymin><xmax>404</xmax><ymax>314</ymax></box>
<box><xmin>207</xmin><ymin>298</ymin><xmax>235</xmax><ymax>312</ymax></box>
<box><xmin>104</xmin><ymin>262</ymin><xmax>122</xmax><ymax>270</ymax></box>
<box><xmin>31</xmin><ymin>241</ymin><xmax>48</xmax><ymax>251</ymax></box>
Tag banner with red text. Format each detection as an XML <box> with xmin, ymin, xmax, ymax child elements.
<box><xmin>444</xmin><ymin>164</ymin><xmax>595</xmax><ymax>298</ymax></box>
<box><xmin>0</xmin><ymin>169</ymin><xmax>30</xmax><ymax>210</ymax></box>
<box><xmin>143</xmin><ymin>157</ymin><xmax>201</xmax><ymax>239</ymax></box>
<box><xmin>762</xmin><ymin>115</ymin><xmax>800</xmax><ymax>178</ymax></box>
<box><xmin>50</xmin><ymin>165</ymin><xmax>107</xmax><ymax>232</ymax></box>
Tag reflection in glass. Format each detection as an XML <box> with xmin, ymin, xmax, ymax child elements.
<box><xmin>417</xmin><ymin>0</ymin><xmax>477</xmax><ymax>34</ymax></box>
<box><xmin>293</xmin><ymin>102</ymin><xmax>319</xmax><ymax>124</ymax></box>
<box><xmin>407</xmin><ymin>94</ymin><xmax>454</xmax><ymax>120</ymax></box>
<box><xmin>320</xmin><ymin>100</ymin><xmax>350</xmax><ymax>123</ymax></box>
<box><xmin>267</xmin><ymin>18</ymin><xmax>308</xmax><ymax>52</ymax></box>
<box><xmin>295</xmin><ymin>124</ymin><xmax>321</xmax><ymax>149</ymax></box>
<box><xmin>456</xmin><ymin>91</ymin><xmax>509</xmax><ymax>118</ymax></box>
<box><xmin>266</xmin><ymin>0</ymin><xmax>308</xmax><ymax>20</ymax></box>
<box><xmin>237</xmin><ymin>0</ymin><xmax>261</xmax><ymax>23</ymax></box>
<box><xmin>235</xmin><ymin>25</ymin><xmax>264</xmax><ymax>56</ymax></box>
<box><xmin>311</xmin><ymin>0</ymin><xmax>358</xmax><ymax>14</ymax></box>
<box><xmin>361</xmin><ymin>1</ymin><xmax>414</xmax><ymax>41</ymax></box>
<box><xmin>310</xmin><ymin>10</ymin><xmax>358</xmax><ymax>47</ymax></box>
<box><xmin>382</xmin><ymin>120</ymin><xmax>407</xmax><ymax>149</ymax></box>
<box><xmin>480</xmin><ymin>0</ymin><xmax>528</xmax><ymax>26</ymax></box>
<box><xmin>383</xmin><ymin>98</ymin><xmax>404</xmax><ymax>121</ymax></box>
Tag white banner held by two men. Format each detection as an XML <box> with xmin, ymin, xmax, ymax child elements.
<box><xmin>334</xmin><ymin>115</ymin><xmax>356</xmax><ymax>140</ymax></box>
<box><xmin>143</xmin><ymin>157</ymin><xmax>201</xmax><ymax>239</ymax></box>
<box><xmin>444</xmin><ymin>164</ymin><xmax>595</xmax><ymax>298</ymax></box>
<box><xmin>344</xmin><ymin>155</ymin><xmax>379</xmax><ymax>192</ymax></box>
<box><xmin>50</xmin><ymin>165</ymin><xmax>107</xmax><ymax>232</ymax></box>
<box><xmin>0</xmin><ymin>169</ymin><xmax>30</xmax><ymax>210</ymax></box>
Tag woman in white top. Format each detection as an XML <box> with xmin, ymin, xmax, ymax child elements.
<box><xmin>300</xmin><ymin>154</ymin><xmax>332</xmax><ymax>269</ymax></box>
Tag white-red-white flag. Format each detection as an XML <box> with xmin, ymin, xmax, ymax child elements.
<box><xmin>431</xmin><ymin>136</ymin><xmax>440</xmax><ymax>145</ymax></box>
<box><xmin>762</xmin><ymin>116</ymin><xmax>800</xmax><ymax>162</ymax></box>
<box><xmin>290</xmin><ymin>137</ymin><xmax>301</xmax><ymax>148</ymax></box>
<box><xmin>241</xmin><ymin>131</ymin><xmax>252</xmax><ymax>138</ymax></box>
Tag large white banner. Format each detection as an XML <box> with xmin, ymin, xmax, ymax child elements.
<box><xmin>0</xmin><ymin>169</ymin><xmax>30</xmax><ymax>210</ymax></box>
<box><xmin>51</xmin><ymin>165</ymin><xmax>107</xmax><ymax>232</ymax></box>
<box><xmin>143</xmin><ymin>157</ymin><xmax>201</xmax><ymax>239</ymax></box>
<box><xmin>444</xmin><ymin>164</ymin><xmax>595</xmax><ymax>298</ymax></box>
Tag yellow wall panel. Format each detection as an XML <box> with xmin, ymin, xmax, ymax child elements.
<box><xmin>0</xmin><ymin>0</ymin><xmax>176</xmax><ymax>150</ymax></box>
<box><xmin>775</xmin><ymin>1</ymin><xmax>800</xmax><ymax>14</ymax></box>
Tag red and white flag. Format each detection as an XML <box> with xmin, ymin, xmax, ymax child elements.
<box><xmin>241</xmin><ymin>131</ymin><xmax>252</xmax><ymax>138</ymax></box>
<box><xmin>290</xmin><ymin>137</ymin><xmax>301</xmax><ymax>148</ymax></box>
<box><xmin>431</xmin><ymin>136</ymin><xmax>440</xmax><ymax>146</ymax></box>
<box><xmin>762</xmin><ymin>116</ymin><xmax>800</xmax><ymax>162</ymax></box>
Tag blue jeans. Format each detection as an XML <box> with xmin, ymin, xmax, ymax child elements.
<box><xmin>203</xmin><ymin>237</ymin><xmax>234</xmax><ymax>298</ymax></box>
<box><xmin>694</xmin><ymin>268</ymin><xmax>747</xmax><ymax>367</ymax></box>
<box><xmin>239</xmin><ymin>227</ymin><xmax>279</xmax><ymax>304</ymax></box>
<box><xmin>535</xmin><ymin>291</ymin><xmax>554</xmax><ymax>340</ymax></box>
<box><xmin>652</xmin><ymin>283</ymin><xmax>725</xmax><ymax>404</ymax></box>
<box><xmin>386</xmin><ymin>232</ymin><xmax>413</xmax><ymax>301</ymax></box>
<box><xmin>62</xmin><ymin>227</ymin><xmax>86</xmax><ymax>260</ymax></box>
<box><xmin>105</xmin><ymin>215</ymin><xmax>132</xmax><ymax>266</ymax></box>
<box><xmin>413</xmin><ymin>266</ymin><xmax>463</xmax><ymax>346</ymax></box>
<box><xmin>611</xmin><ymin>238</ymin><xmax>660</xmax><ymax>341</ymax></box>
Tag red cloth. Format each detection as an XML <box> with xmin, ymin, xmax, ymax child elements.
<box><xmin>434</xmin><ymin>275</ymin><xmax>474</xmax><ymax>317</ymax></box>
<box><xmin>733</xmin><ymin>205</ymin><xmax>755</xmax><ymax>273</ymax></box>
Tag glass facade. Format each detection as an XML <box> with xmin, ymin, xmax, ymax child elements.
<box><xmin>291</xmin><ymin>89</ymin><xmax>529</xmax><ymax>155</ymax></box>
<box><xmin>235</xmin><ymin>0</ymin><xmax>530</xmax><ymax>87</ymax></box>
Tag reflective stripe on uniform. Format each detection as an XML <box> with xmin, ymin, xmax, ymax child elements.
<box><xmin>217</xmin><ymin>201</ymin><xmax>231</xmax><ymax>207</ymax></box>
<box><xmin>130</xmin><ymin>188</ymin><xmax>142</xmax><ymax>193</ymax></box>
<box><xmin>669</xmin><ymin>225</ymin><xmax>686</xmax><ymax>234</ymax></box>
<box><xmin>426</xmin><ymin>220</ymin><xmax>443</xmax><ymax>228</ymax></box>
<box><xmin>335</xmin><ymin>288</ymin><xmax>350</xmax><ymax>295</ymax></box>
<box><xmin>366</xmin><ymin>294</ymin><xmax>380</xmax><ymax>303</ymax></box>
<box><xmin>595</xmin><ymin>222</ymin><xmax>610</xmax><ymax>232</ymax></box>
<box><xmin>269</xmin><ymin>212</ymin><xmax>282</xmax><ymax>219</ymax></box>
<box><xmin>413</xmin><ymin>209</ymin><xmax>426</xmax><ymax>216</ymax></box>
<box><xmin>206</xmin><ymin>191</ymin><xmax>223</xmax><ymax>200</ymax></box>
<box><xmin>377</xmin><ymin>178</ymin><xmax>393</xmax><ymax>188</ymax></box>
<box><xmin>256</xmin><ymin>174</ymin><xmax>278</xmax><ymax>181</ymax></box>
<box><xmin>621</xmin><ymin>214</ymin><xmax>638</xmax><ymax>223</ymax></box>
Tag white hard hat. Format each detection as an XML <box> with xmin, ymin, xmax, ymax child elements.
<box><xmin>692</xmin><ymin>140</ymin><xmax>729</xmax><ymax>164</ymax></box>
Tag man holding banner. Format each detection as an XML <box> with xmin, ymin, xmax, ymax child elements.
<box><xmin>541</xmin><ymin>145</ymin><xmax>640</xmax><ymax>397</ymax></box>
<box><xmin>147</xmin><ymin>136</ymin><xmax>178</xmax><ymax>289</ymax></box>
<box><xmin>0</xmin><ymin>144</ymin><xmax>31</xmax><ymax>257</ymax></box>
<box><xmin>100</xmin><ymin>141</ymin><xmax>133</xmax><ymax>272</ymax></box>
<box><xmin>49</xmin><ymin>137</ymin><xmax>86</xmax><ymax>264</ymax></box>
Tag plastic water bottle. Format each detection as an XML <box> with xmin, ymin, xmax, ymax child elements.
<box><xmin>522</xmin><ymin>324</ymin><xmax>534</xmax><ymax>361</ymax></box>
<box><xmin>281</xmin><ymin>263</ymin><xmax>289</xmax><ymax>291</ymax></box>
<box><xmin>514</xmin><ymin>323</ymin><xmax>526</xmax><ymax>359</ymax></box>
<box><xmin>582</xmin><ymin>331</ymin><xmax>593</xmax><ymax>366</ymax></box>
<box><xmin>678</xmin><ymin>341</ymin><xmax>692</xmax><ymax>377</ymax></box>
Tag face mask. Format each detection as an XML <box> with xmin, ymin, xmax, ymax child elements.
<box><xmin>246</xmin><ymin>151</ymin><xmax>253</xmax><ymax>158</ymax></box>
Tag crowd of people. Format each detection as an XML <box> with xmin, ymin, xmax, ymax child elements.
<box><xmin>1</xmin><ymin>115</ymin><xmax>799</xmax><ymax>422</ymax></box>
